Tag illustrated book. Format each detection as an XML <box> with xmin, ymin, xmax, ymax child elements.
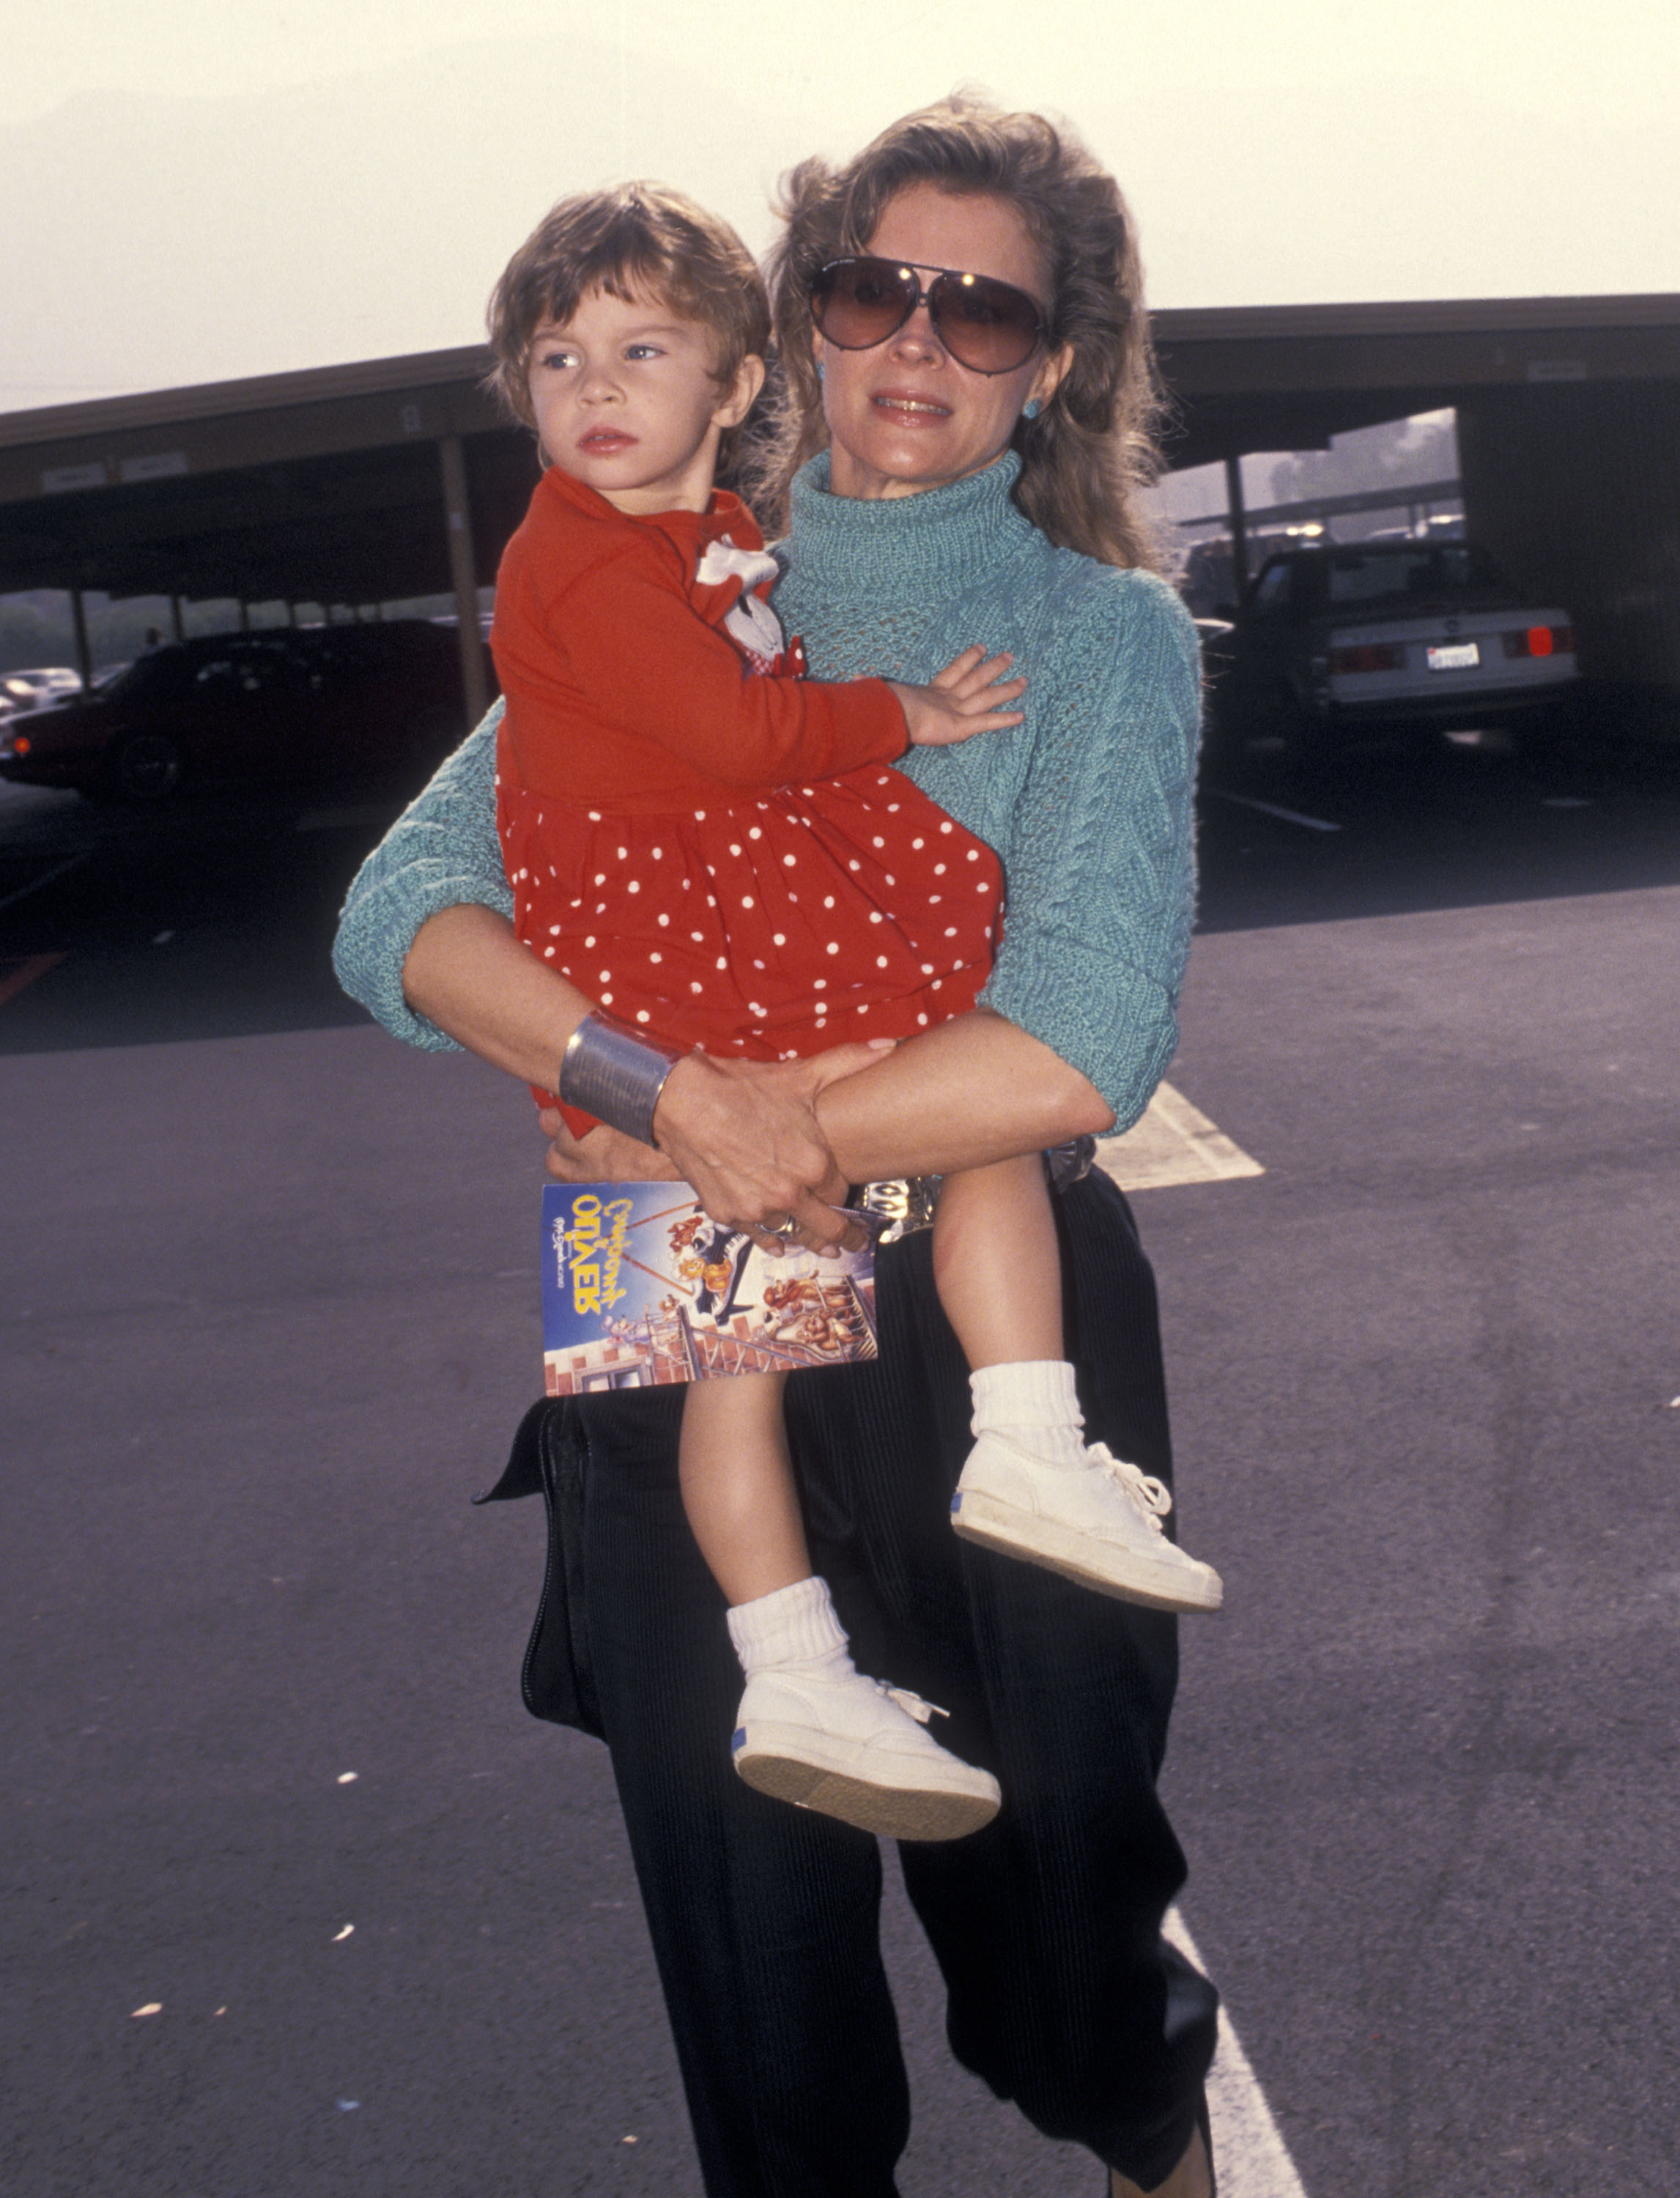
<box><xmin>539</xmin><ymin>1181</ymin><xmax>878</xmax><ymax>1394</ymax></box>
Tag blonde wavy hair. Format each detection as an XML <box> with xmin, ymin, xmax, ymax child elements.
<box><xmin>751</xmin><ymin>95</ymin><xmax>1166</xmax><ymax>570</ymax></box>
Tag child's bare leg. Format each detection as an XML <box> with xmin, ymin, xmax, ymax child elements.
<box><xmin>939</xmin><ymin>1158</ymin><xmax>1224</xmax><ymax>1614</ymax></box>
<box><xmin>931</xmin><ymin>1153</ymin><xmax>1065</xmax><ymax>1370</ymax></box>
<box><xmin>933</xmin><ymin>1155</ymin><xmax>1088</xmax><ymax>1468</ymax></box>
<box><xmin>678</xmin><ymin>1372</ymin><xmax>810</xmax><ymax>1605</ymax></box>
<box><xmin>682</xmin><ymin>1370</ymin><xmax>1003</xmax><ymax>1838</ymax></box>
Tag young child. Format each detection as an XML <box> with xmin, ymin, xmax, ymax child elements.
<box><xmin>486</xmin><ymin>183</ymin><xmax>1221</xmax><ymax>1843</ymax></box>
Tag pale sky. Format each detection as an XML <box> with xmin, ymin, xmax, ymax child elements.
<box><xmin>4</xmin><ymin>0</ymin><xmax>1679</xmax><ymax>411</ymax></box>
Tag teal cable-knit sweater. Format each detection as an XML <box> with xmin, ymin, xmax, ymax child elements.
<box><xmin>332</xmin><ymin>451</ymin><xmax>1199</xmax><ymax>1131</ymax></box>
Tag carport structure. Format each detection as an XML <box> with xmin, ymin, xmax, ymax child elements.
<box><xmin>0</xmin><ymin>349</ymin><xmax>539</xmax><ymax>725</ymax></box>
<box><xmin>3</xmin><ymin>288</ymin><xmax>1679</xmax><ymax>715</ymax></box>
<box><xmin>1155</xmin><ymin>292</ymin><xmax>1680</xmax><ymax>695</ymax></box>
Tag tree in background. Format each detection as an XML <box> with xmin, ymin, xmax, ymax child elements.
<box><xmin>1269</xmin><ymin>412</ymin><xmax>1458</xmax><ymax>511</ymax></box>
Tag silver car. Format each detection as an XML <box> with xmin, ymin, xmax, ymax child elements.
<box><xmin>1213</xmin><ymin>542</ymin><xmax>1577</xmax><ymax>750</ymax></box>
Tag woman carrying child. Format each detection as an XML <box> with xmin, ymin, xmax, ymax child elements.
<box><xmin>336</xmin><ymin>94</ymin><xmax>1218</xmax><ymax>2198</ymax></box>
<box><xmin>484</xmin><ymin>177</ymin><xmax>1221</xmax><ymax>1843</ymax></box>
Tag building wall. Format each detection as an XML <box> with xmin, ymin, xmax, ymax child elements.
<box><xmin>1457</xmin><ymin>382</ymin><xmax>1680</xmax><ymax>693</ymax></box>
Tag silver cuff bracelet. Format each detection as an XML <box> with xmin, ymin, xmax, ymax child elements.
<box><xmin>558</xmin><ymin>1013</ymin><xmax>688</xmax><ymax>1147</ymax></box>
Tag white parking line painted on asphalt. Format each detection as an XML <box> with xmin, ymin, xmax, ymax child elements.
<box><xmin>1204</xmin><ymin>789</ymin><xmax>1342</xmax><ymax>834</ymax></box>
<box><xmin>0</xmin><ymin>851</ymin><xmax>92</xmax><ymax>913</ymax></box>
<box><xmin>1165</xmin><ymin>1908</ymin><xmax>1309</xmax><ymax>2198</ymax></box>
<box><xmin>1097</xmin><ymin>1083</ymin><xmax>1265</xmax><ymax>1194</ymax></box>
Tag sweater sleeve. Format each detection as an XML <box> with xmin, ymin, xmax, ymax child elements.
<box><xmin>531</xmin><ymin>536</ymin><xmax>906</xmax><ymax>793</ymax></box>
<box><xmin>978</xmin><ymin>571</ymin><xmax>1200</xmax><ymax>1129</ymax></box>
<box><xmin>331</xmin><ymin>703</ymin><xmax>512</xmax><ymax>1051</ymax></box>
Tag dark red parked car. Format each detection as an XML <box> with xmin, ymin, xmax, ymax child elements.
<box><xmin>0</xmin><ymin>623</ymin><xmax>473</xmax><ymax>801</ymax></box>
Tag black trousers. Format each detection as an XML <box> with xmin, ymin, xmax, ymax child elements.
<box><xmin>481</xmin><ymin>1170</ymin><xmax>1217</xmax><ymax>2197</ymax></box>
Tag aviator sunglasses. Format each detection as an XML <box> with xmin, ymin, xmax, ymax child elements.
<box><xmin>810</xmin><ymin>256</ymin><xmax>1048</xmax><ymax>376</ymax></box>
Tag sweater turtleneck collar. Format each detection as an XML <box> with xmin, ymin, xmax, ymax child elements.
<box><xmin>783</xmin><ymin>448</ymin><xmax>1037</xmax><ymax>602</ymax></box>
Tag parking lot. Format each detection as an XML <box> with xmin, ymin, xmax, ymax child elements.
<box><xmin>4</xmin><ymin>711</ymin><xmax>1679</xmax><ymax>2197</ymax></box>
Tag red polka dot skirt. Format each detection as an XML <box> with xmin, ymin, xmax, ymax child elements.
<box><xmin>497</xmin><ymin>762</ymin><xmax>1004</xmax><ymax>1131</ymax></box>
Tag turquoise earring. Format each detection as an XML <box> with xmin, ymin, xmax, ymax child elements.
<box><xmin>1022</xmin><ymin>398</ymin><xmax>1041</xmax><ymax>421</ymax></box>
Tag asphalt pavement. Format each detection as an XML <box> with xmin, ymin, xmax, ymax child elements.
<box><xmin>4</xmin><ymin>716</ymin><xmax>1678</xmax><ymax>2197</ymax></box>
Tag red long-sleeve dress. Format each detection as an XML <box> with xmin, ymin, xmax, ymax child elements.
<box><xmin>491</xmin><ymin>467</ymin><xmax>1003</xmax><ymax>1131</ymax></box>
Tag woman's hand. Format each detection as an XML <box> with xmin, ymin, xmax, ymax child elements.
<box><xmin>889</xmin><ymin>646</ymin><xmax>1026</xmax><ymax>747</ymax></box>
<box><xmin>539</xmin><ymin>1044</ymin><xmax>887</xmax><ymax>1254</ymax></box>
<box><xmin>537</xmin><ymin>1114</ymin><xmax>682</xmax><ymax>1185</ymax></box>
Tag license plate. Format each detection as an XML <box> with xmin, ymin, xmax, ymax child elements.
<box><xmin>1426</xmin><ymin>641</ymin><xmax>1480</xmax><ymax>671</ymax></box>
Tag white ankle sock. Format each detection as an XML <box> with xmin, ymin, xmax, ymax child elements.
<box><xmin>726</xmin><ymin>1575</ymin><xmax>855</xmax><ymax>1680</ymax></box>
<box><xmin>969</xmin><ymin>1360</ymin><xmax>1088</xmax><ymax>1470</ymax></box>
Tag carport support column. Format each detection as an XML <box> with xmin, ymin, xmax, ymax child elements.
<box><xmin>438</xmin><ymin>434</ymin><xmax>491</xmax><ymax>727</ymax></box>
<box><xmin>1224</xmin><ymin>453</ymin><xmax>1251</xmax><ymax>595</ymax></box>
<box><xmin>69</xmin><ymin>588</ymin><xmax>93</xmax><ymax>695</ymax></box>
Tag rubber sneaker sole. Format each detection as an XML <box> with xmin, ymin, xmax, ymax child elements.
<box><xmin>951</xmin><ymin>1489</ymin><xmax>1224</xmax><ymax>1613</ymax></box>
<box><xmin>732</xmin><ymin>1722</ymin><xmax>1001</xmax><ymax>1842</ymax></box>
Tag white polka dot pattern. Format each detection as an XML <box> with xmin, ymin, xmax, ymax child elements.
<box><xmin>499</xmin><ymin>761</ymin><xmax>1002</xmax><ymax>1107</ymax></box>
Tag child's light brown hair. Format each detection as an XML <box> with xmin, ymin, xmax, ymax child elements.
<box><xmin>486</xmin><ymin>182</ymin><xmax>771</xmax><ymax>467</ymax></box>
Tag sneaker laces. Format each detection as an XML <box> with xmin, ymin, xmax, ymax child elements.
<box><xmin>878</xmin><ymin>1684</ymin><xmax>950</xmax><ymax>1725</ymax></box>
<box><xmin>1087</xmin><ymin>1443</ymin><xmax>1174</xmax><ymax>1532</ymax></box>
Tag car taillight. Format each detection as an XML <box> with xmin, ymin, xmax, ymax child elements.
<box><xmin>1327</xmin><ymin>643</ymin><xmax>1405</xmax><ymax>674</ymax></box>
<box><xmin>1503</xmin><ymin>624</ymin><xmax>1574</xmax><ymax>658</ymax></box>
<box><xmin>10</xmin><ymin>733</ymin><xmax>30</xmax><ymax>755</ymax></box>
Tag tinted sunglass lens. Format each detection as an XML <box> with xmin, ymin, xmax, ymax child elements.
<box><xmin>930</xmin><ymin>275</ymin><xmax>1042</xmax><ymax>373</ymax></box>
<box><xmin>812</xmin><ymin>260</ymin><xmax>914</xmax><ymax>348</ymax></box>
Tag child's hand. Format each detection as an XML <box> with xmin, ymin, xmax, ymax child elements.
<box><xmin>889</xmin><ymin>647</ymin><xmax>1026</xmax><ymax>748</ymax></box>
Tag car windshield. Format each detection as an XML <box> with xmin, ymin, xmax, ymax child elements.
<box><xmin>1325</xmin><ymin>544</ymin><xmax>1501</xmax><ymax>605</ymax></box>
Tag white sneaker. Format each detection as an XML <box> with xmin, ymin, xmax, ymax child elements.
<box><xmin>731</xmin><ymin>1668</ymin><xmax>1002</xmax><ymax>1842</ymax></box>
<box><xmin>950</xmin><ymin>1435</ymin><xmax>1224</xmax><ymax>1613</ymax></box>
